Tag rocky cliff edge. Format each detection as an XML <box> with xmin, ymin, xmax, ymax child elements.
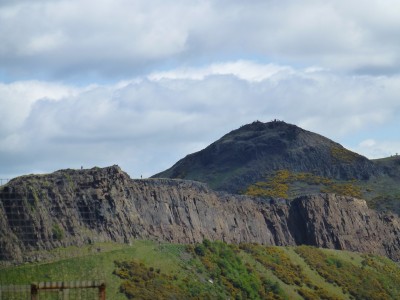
<box><xmin>1</xmin><ymin>166</ymin><xmax>399</xmax><ymax>263</ymax></box>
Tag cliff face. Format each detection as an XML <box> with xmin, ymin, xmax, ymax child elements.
<box><xmin>1</xmin><ymin>166</ymin><xmax>400</xmax><ymax>263</ymax></box>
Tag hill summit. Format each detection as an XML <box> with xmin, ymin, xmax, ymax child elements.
<box><xmin>153</xmin><ymin>120</ymin><xmax>380</xmax><ymax>194</ymax></box>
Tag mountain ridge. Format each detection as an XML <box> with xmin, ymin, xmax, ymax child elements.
<box><xmin>1</xmin><ymin>165</ymin><xmax>400</xmax><ymax>264</ymax></box>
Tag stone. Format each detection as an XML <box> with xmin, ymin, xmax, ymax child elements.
<box><xmin>1</xmin><ymin>165</ymin><xmax>399</xmax><ymax>263</ymax></box>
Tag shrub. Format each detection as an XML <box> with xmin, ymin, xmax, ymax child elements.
<box><xmin>114</xmin><ymin>260</ymin><xmax>187</xmax><ymax>299</ymax></box>
<box><xmin>194</xmin><ymin>244</ymin><xmax>206</xmax><ymax>256</ymax></box>
<box><xmin>192</xmin><ymin>241</ymin><xmax>286</xmax><ymax>299</ymax></box>
<box><xmin>240</xmin><ymin>243</ymin><xmax>311</xmax><ymax>287</ymax></box>
<box><xmin>295</xmin><ymin>246</ymin><xmax>399</xmax><ymax>300</ymax></box>
<box><xmin>52</xmin><ymin>224</ymin><xmax>64</xmax><ymax>241</ymax></box>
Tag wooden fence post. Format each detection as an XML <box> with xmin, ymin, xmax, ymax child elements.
<box><xmin>27</xmin><ymin>281</ymin><xmax>105</xmax><ymax>299</ymax></box>
<box><xmin>31</xmin><ymin>284</ymin><xmax>38</xmax><ymax>300</ymax></box>
<box><xmin>99</xmin><ymin>282</ymin><xmax>106</xmax><ymax>300</ymax></box>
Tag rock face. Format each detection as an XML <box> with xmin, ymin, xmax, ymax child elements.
<box><xmin>152</xmin><ymin>120</ymin><xmax>381</xmax><ymax>193</ymax></box>
<box><xmin>1</xmin><ymin>166</ymin><xmax>400</xmax><ymax>263</ymax></box>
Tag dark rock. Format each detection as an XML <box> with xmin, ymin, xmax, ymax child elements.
<box><xmin>152</xmin><ymin>120</ymin><xmax>382</xmax><ymax>193</ymax></box>
<box><xmin>1</xmin><ymin>166</ymin><xmax>399</xmax><ymax>263</ymax></box>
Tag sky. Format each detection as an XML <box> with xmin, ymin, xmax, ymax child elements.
<box><xmin>1</xmin><ymin>0</ymin><xmax>400</xmax><ymax>180</ymax></box>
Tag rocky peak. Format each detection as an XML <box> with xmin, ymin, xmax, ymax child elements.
<box><xmin>152</xmin><ymin>120</ymin><xmax>379</xmax><ymax>193</ymax></box>
<box><xmin>234</xmin><ymin>120</ymin><xmax>296</xmax><ymax>132</ymax></box>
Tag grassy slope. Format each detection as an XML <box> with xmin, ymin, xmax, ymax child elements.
<box><xmin>0</xmin><ymin>241</ymin><xmax>185</xmax><ymax>300</ymax></box>
<box><xmin>1</xmin><ymin>240</ymin><xmax>400</xmax><ymax>300</ymax></box>
<box><xmin>243</xmin><ymin>168</ymin><xmax>400</xmax><ymax>214</ymax></box>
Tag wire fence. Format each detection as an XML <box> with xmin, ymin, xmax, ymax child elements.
<box><xmin>0</xmin><ymin>182</ymin><xmax>108</xmax><ymax>300</ymax></box>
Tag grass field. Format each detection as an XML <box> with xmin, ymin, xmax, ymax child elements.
<box><xmin>1</xmin><ymin>240</ymin><xmax>400</xmax><ymax>299</ymax></box>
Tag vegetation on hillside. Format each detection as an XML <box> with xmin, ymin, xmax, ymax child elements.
<box><xmin>295</xmin><ymin>245</ymin><xmax>400</xmax><ymax>299</ymax></box>
<box><xmin>243</xmin><ymin>169</ymin><xmax>362</xmax><ymax>199</ymax></box>
<box><xmin>2</xmin><ymin>240</ymin><xmax>400</xmax><ymax>300</ymax></box>
<box><xmin>330</xmin><ymin>146</ymin><xmax>361</xmax><ymax>163</ymax></box>
<box><xmin>114</xmin><ymin>260</ymin><xmax>187</xmax><ymax>299</ymax></box>
<box><xmin>320</xmin><ymin>182</ymin><xmax>362</xmax><ymax>198</ymax></box>
<box><xmin>244</xmin><ymin>170</ymin><xmax>292</xmax><ymax>198</ymax></box>
<box><xmin>187</xmin><ymin>240</ymin><xmax>287</xmax><ymax>299</ymax></box>
<box><xmin>242</xmin><ymin>167</ymin><xmax>400</xmax><ymax>213</ymax></box>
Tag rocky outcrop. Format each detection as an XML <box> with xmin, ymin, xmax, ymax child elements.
<box><xmin>288</xmin><ymin>194</ymin><xmax>400</xmax><ymax>260</ymax></box>
<box><xmin>1</xmin><ymin>166</ymin><xmax>400</xmax><ymax>263</ymax></box>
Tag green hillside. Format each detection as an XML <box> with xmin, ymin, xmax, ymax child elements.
<box><xmin>1</xmin><ymin>240</ymin><xmax>400</xmax><ymax>299</ymax></box>
<box><xmin>243</xmin><ymin>168</ymin><xmax>400</xmax><ymax>213</ymax></box>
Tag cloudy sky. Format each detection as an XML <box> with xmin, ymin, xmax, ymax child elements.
<box><xmin>1</xmin><ymin>0</ymin><xmax>400</xmax><ymax>180</ymax></box>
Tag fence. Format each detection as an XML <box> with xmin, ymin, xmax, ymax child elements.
<box><xmin>0</xmin><ymin>281</ymin><xmax>105</xmax><ymax>300</ymax></box>
<box><xmin>0</xmin><ymin>181</ymin><xmax>108</xmax><ymax>300</ymax></box>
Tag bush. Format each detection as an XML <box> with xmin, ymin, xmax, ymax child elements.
<box><xmin>114</xmin><ymin>260</ymin><xmax>187</xmax><ymax>299</ymax></box>
<box><xmin>52</xmin><ymin>224</ymin><xmax>64</xmax><ymax>241</ymax></box>
<box><xmin>194</xmin><ymin>244</ymin><xmax>206</xmax><ymax>256</ymax></box>
<box><xmin>295</xmin><ymin>246</ymin><xmax>399</xmax><ymax>300</ymax></box>
<box><xmin>240</xmin><ymin>243</ymin><xmax>311</xmax><ymax>287</ymax></box>
<box><xmin>192</xmin><ymin>241</ymin><xmax>286</xmax><ymax>299</ymax></box>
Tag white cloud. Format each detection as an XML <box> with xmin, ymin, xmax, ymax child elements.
<box><xmin>1</xmin><ymin>0</ymin><xmax>400</xmax><ymax>80</ymax></box>
<box><xmin>0</xmin><ymin>0</ymin><xmax>204</xmax><ymax>79</ymax></box>
<box><xmin>360</xmin><ymin>139</ymin><xmax>376</xmax><ymax>148</ymax></box>
<box><xmin>1</xmin><ymin>61</ymin><xmax>400</xmax><ymax>178</ymax></box>
<box><xmin>0</xmin><ymin>81</ymin><xmax>78</xmax><ymax>135</ymax></box>
<box><xmin>1</xmin><ymin>0</ymin><xmax>400</xmax><ymax>181</ymax></box>
<box><xmin>354</xmin><ymin>139</ymin><xmax>400</xmax><ymax>159</ymax></box>
<box><xmin>148</xmin><ymin>61</ymin><xmax>294</xmax><ymax>82</ymax></box>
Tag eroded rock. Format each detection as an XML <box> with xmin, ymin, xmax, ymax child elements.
<box><xmin>1</xmin><ymin>166</ymin><xmax>399</xmax><ymax>263</ymax></box>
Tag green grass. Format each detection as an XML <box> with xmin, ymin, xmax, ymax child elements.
<box><xmin>1</xmin><ymin>241</ymin><xmax>400</xmax><ymax>299</ymax></box>
<box><xmin>0</xmin><ymin>241</ymin><xmax>186</xmax><ymax>300</ymax></box>
<box><xmin>238</xmin><ymin>249</ymin><xmax>302</xmax><ymax>300</ymax></box>
<box><xmin>282</xmin><ymin>247</ymin><xmax>349</xmax><ymax>300</ymax></box>
<box><xmin>295</xmin><ymin>245</ymin><xmax>400</xmax><ymax>299</ymax></box>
